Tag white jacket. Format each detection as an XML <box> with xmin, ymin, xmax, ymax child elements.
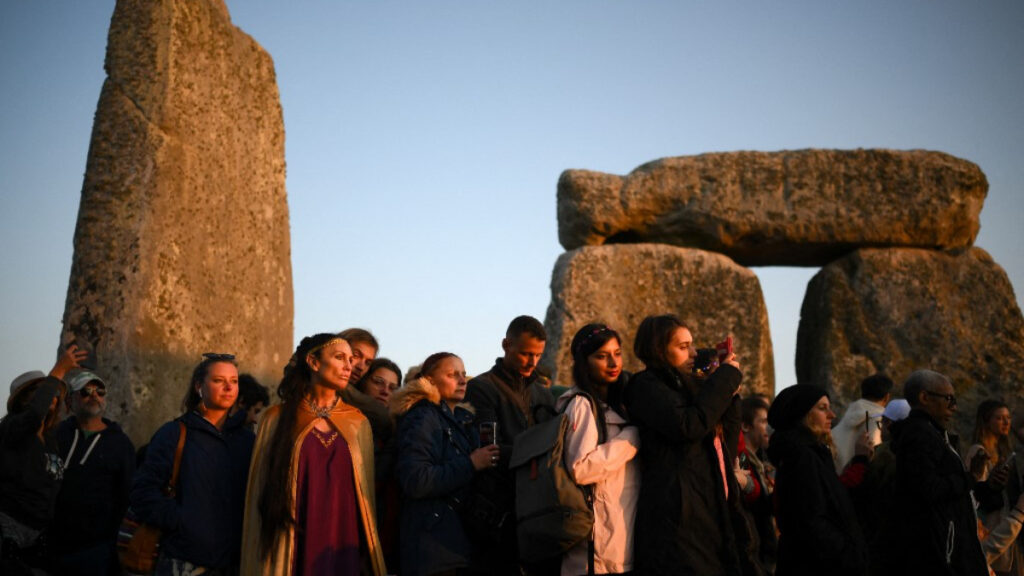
<box><xmin>832</xmin><ymin>397</ymin><xmax>885</xmax><ymax>473</ymax></box>
<box><xmin>557</xmin><ymin>389</ymin><xmax>641</xmax><ymax>575</ymax></box>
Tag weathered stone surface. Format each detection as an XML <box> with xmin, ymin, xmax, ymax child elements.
<box><xmin>61</xmin><ymin>0</ymin><xmax>292</xmax><ymax>443</ymax></box>
<box><xmin>558</xmin><ymin>149</ymin><xmax>987</xmax><ymax>266</ymax></box>
<box><xmin>795</xmin><ymin>247</ymin><xmax>1024</xmax><ymax>433</ymax></box>
<box><xmin>541</xmin><ymin>244</ymin><xmax>774</xmax><ymax>396</ymax></box>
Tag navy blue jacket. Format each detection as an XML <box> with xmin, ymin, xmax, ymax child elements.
<box><xmin>130</xmin><ymin>410</ymin><xmax>254</xmax><ymax>569</ymax></box>
<box><xmin>396</xmin><ymin>397</ymin><xmax>478</xmax><ymax>576</ymax></box>
<box><xmin>50</xmin><ymin>416</ymin><xmax>135</xmax><ymax>552</ymax></box>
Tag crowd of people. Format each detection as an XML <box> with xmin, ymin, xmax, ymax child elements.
<box><xmin>1</xmin><ymin>313</ymin><xmax>1023</xmax><ymax>576</ymax></box>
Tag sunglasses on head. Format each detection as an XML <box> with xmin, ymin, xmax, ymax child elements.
<box><xmin>202</xmin><ymin>352</ymin><xmax>236</xmax><ymax>361</ymax></box>
<box><xmin>79</xmin><ymin>385</ymin><xmax>106</xmax><ymax>398</ymax></box>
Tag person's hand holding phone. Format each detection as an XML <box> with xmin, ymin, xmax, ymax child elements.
<box><xmin>989</xmin><ymin>453</ymin><xmax>1015</xmax><ymax>488</ymax></box>
<box><xmin>718</xmin><ymin>337</ymin><xmax>739</xmax><ymax>370</ymax></box>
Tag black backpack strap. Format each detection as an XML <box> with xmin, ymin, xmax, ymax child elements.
<box><xmin>568</xmin><ymin>391</ymin><xmax>607</xmax><ymax>445</ymax></box>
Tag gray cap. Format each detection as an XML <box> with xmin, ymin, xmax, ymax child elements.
<box><xmin>9</xmin><ymin>370</ymin><xmax>47</xmax><ymax>396</ymax></box>
<box><xmin>66</xmin><ymin>370</ymin><xmax>106</xmax><ymax>392</ymax></box>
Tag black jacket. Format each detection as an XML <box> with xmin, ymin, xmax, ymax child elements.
<box><xmin>49</xmin><ymin>416</ymin><xmax>135</xmax><ymax>553</ymax></box>
<box><xmin>623</xmin><ymin>364</ymin><xmax>754</xmax><ymax>576</ymax></box>
<box><xmin>0</xmin><ymin>377</ymin><xmax>65</xmax><ymax>531</ymax></box>
<box><xmin>767</xmin><ymin>426</ymin><xmax>866</xmax><ymax>576</ymax></box>
<box><xmin>463</xmin><ymin>359</ymin><xmax>554</xmax><ymax>572</ymax></box>
<box><xmin>885</xmin><ymin>409</ymin><xmax>988</xmax><ymax>576</ymax></box>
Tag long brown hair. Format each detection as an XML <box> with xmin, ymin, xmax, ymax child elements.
<box><xmin>633</xmin><ymin>314</ymin><xmax>688</xmax><ymax>371</ymax></box>
<box><xmin>973</xmin><ymin>399</ymin><xmax>1012</xmax><ymax>465</ymax></box>
<box><xmin>258</xmin><ymin>333</ymin><xmax>343</xmax><ymax>560</ymax></box>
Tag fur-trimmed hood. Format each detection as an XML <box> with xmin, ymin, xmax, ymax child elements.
<box><xmin>390</xmin><ymin>377</ymin><xmax>474</xmax><ymax>418</ymax></box>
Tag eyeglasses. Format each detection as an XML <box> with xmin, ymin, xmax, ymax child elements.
<box><xmin>202</xmin><ymin>352</ymin><xmax>236</xmax><ymax>361</ymax></box>
<box><xmin>79</xmin><ymin>385</ymin><xmax>106</xmax><ymax>398</ymax></box>
<box><xmin>924</xmin><ymin>390</ymin><xmax>957</xmax><ymax>407</ymax></box>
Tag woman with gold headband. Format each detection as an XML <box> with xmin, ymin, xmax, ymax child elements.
<box><xmin>240</xmin><ymin>333</ymin><xmax>385</xmax><ymax>576</ymax></box>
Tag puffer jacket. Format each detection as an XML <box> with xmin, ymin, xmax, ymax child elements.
<box><xmin>130</xmin><ymin>410</ymin><xmax>254</xmax><ymax>569</ymax></box>
<box><xmin>392</xmin><ymin>378</ymin><xmax>479</xmax><ymax>576</ymax></box>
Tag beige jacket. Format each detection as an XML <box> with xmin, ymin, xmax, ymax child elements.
<box><xmin>557</xmin><ymin>390</ymin><xmax>641</xmax><ymax>575</ymax></box>
<box><xmin>239</xmin><ymin>402</ymin><xmax>386</xmax><ymax>576</ymax></box>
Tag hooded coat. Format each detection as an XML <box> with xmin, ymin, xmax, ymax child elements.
<box><xmin>239</xmin><ymin>401</ymin><xmax>385</xmax><ymax>576</ymax></box>
<box><xmin>885</xmin><ymin>409</ymin><xmax>988</xmax><ymax>576</ymax></box>
<box><xmin>391</xmin><ymin>377</ymin><xmax>479</xmax><ymax>576</ymax></box>
<box><xmin>555</xmin><ymin>387</ymin><xmax>641</xmax><ymax>576</ymax></box>
<box><xmin>767</xmin><ymin>426</ymin><xmax>867</xmax><ymax>576</ymax></box>
<box><xmin>50</xmin><ymin>416</ymin><xmax>135</xmax><ymax>554</ymax></box>
<box><xmin>622</xmin><ymin>364</ymin><xmax>756</xmax><ymax>576</ymax></box>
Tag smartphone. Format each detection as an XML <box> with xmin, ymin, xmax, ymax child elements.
<box><xmin>715</xmin><ymin>336</ymin><xmax>733</xmax><ymax>361</ymax></box>
<box><xmin>1004</xmin><ymin>452</ymin><xmax>1017</xmax><ymax>467</ymax></box>
<box><xmin>480</xmin><ymin>422</ymin><xmax>497</xmax><ymax>446</ymax></box>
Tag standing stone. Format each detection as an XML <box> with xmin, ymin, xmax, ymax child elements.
<box><xmin>542</xmin><ymin>244</ymin><xmax>774</xmax><ymax>397</ymax></box>
<box><xmin>796</xmin><ymin>247</ymin><xmax>1024</xmax><ymax>430</ymax></box>
<box><xmin>61</xmin><ymin>0</ymin><xmax>292</xmax><ymax>443</ymax></box>
<box><xmin>558</xmin><ymin>149</ymin><xmax>987</xmax><ymax>266</ymax></box>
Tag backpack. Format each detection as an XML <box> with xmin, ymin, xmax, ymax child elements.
<box><xmin>509</xmin><ymin>391</ymin><xmax>606</xmax><ymax>565</ymax></box>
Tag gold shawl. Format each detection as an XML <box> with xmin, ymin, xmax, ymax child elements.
<box><xmin>239</xmin><ymin>401</ymin><xmax>386</xmax><ymax>576</ymax></box>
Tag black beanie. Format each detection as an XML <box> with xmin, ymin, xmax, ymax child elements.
<box><xmin>768</xmin><ymin>384</ymin><xmax>828</xmax><ymax>432</ymax></box>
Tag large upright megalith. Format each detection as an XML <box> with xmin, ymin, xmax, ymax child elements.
<box><xmin>542</xmin><ymin>244</ymin><xmax>774</xmax><ymax>396</ymax></box>
<box><xmin>796</xmin><ymin>248</ymin><xmax>1024</xmax><ymax>422</ymax></box>
<box><xmin>61</xmin><ymin>0</ymin><xmax>292</xmax><ymax>442</ymax></box>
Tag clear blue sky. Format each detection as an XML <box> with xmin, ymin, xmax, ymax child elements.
<box><xmin>2</xmin><ymin>1</ymin><xmax>1022</xmax><ymax>412</ymax></box>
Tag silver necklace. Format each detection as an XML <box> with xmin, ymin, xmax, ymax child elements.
<box><xmin>307</xmin><ymin>396</ymin><xmax>338</xmax><ymax>419</ymax></box>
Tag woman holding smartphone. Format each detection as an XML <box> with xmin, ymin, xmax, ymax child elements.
<box><xmin>391</xmin><ymin>352</ymin><xmax>499</xmax><ymax>576</ymax></box>
<box><xmin>622</xmin><ymin>314</ymin><xmax>754</xmax><ymax>576</ymax></box>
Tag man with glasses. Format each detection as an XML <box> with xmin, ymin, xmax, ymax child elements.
<box><xmin>49</xmin><ymin>370</ymin><xmax>135</xmax><ymax>576</ymax></box>
<box><xmin>886</xmin><ymin>369</ymin><xmax>988</xmax><ymax>576</ymax></box>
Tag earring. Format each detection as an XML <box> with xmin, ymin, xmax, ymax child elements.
<box><xmin>198</xmin><ymin>389</ymin><xmax>204</xmax><ymax>399</ymax></box>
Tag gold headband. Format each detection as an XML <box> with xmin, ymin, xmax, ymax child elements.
<box><xmin>307</xmin><ymin>337</ymin><xmax>346</xmax><ymax>359</ymax></box>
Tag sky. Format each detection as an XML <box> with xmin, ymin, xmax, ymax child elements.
<box><xmin>1</xmin><ymin>1</ymin><xmax>1022</xmax><ymax>413</ymax></box>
